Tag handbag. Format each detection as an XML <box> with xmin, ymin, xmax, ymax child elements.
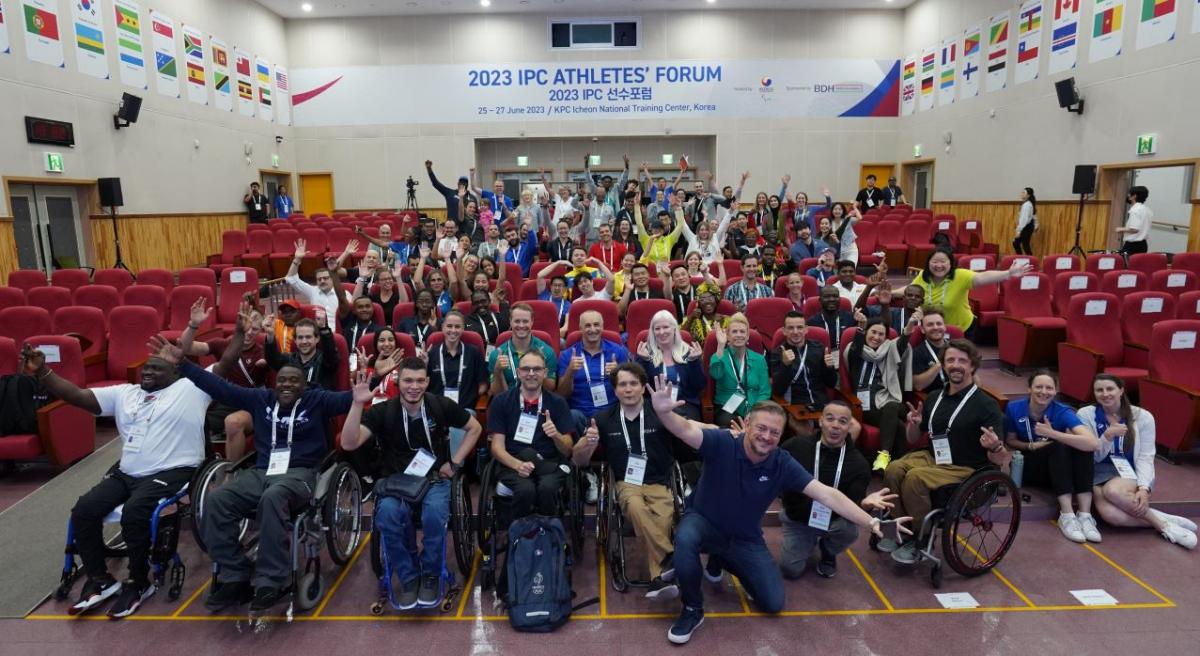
<box><xmin>374</xmin><ymin>472</ymin><xmax>431</xmax><ymax>504</ymax></box>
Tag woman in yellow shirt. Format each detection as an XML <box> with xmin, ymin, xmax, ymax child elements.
<box><xmin>905</xmin><ymin>247</ymin><xmax>1033</xmax><ymax>332</ymax></box>
<box><xmin>635</xmin><ymin>202</ymin><xmax>685</xmax><ymax>264</ymax></box>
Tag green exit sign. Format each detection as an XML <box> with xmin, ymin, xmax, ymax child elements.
<box><xmin>913</xmin><ymin>144</ymin><xmax>922</xmax><ymax>158</ymax></box>
<box><xmin>45</xmin><ymin>152</ymin><xmax>64</xmax><ymax>173</ymax></box>
<box><xmin>1136</xmin><ymin>134</ymin><xmax>1157</xmax><ymax>156</ymax></box>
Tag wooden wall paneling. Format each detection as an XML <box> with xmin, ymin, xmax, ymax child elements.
<box><xmin>931</xmin><ymin>200</ymin><xmax>1110</xmax><ymax>256</ymax></box>
<box><xmin>89</xmin><ymin>213</ymin><xmax>247</xmax><ymax>273</ymax></box>
<box><xmin>0</xmin><ymin>219</ymin><xmax>17</xmax><ymax>286</ymax></box>
<box><xmin>1189</xmin><ymin>201</ymin><xmax>1200</xmax><ymax>254</ymax></box>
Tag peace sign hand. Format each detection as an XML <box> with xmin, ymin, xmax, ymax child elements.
<box><xmin>905</xmin><ymin>401</ymin><xmax>924</xmax><ymax>426</ymax></box>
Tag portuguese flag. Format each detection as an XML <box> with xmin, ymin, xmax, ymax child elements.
<box><xmin>25</xmin><ymin>4</ymin><xmax>60</xmax><ymax>40</ymax></box>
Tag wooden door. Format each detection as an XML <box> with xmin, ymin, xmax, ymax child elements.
<box><xmin>299</xmin><ymin>173</ymin><xmax>334</xmax><ymax>215</ymax></box>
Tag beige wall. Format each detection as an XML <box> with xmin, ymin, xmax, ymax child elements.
<box><xmin>898</xmin><ymin>0</ymin><xmax>1200</xmax><ymax>201</ymax></box>
<box><xmin>285</xmin><ymin>9</ymin><xmax>905</xmax><ymax>210</ymax></box>
<box><xmin>474</xmin><ymin>136</ymin><xmax>715</xmax><ymax>190</ymax></box>
<box><xmin>0</xmin><ymin>0</ymin><xmax>295</xmax><ymax>215</ymax></box>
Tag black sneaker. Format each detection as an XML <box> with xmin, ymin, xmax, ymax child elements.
<box><xmin>659</xmin><ymin>552</ymin><xmax>675</xmax><ymax>582</ymax></box>
<box><xmin>644</xmin><ymin>576</ymin><xmax>679</xmax><ymax>601</ymax></box>
<box><xmin>416</xmin><ymin>575</ymin><xmax>441</xmax><ymax>607</ymax></box>
<box><xmin>205</xmin><ymin>580</ymin><xmax>253</xmax><ymax>612</ymax></box>
<box><xmin>667</xmin><ymin>606</ymin><xmax>705</xmax><ymax>644</ymax></box>
<box><xmin>703</xmin><ymin>555</ymin><xmax>723</xmax><ymax>583</ymax></box>
<box><xmin>107</xmin><ymin>580</ymin><xmax>154</xmax><ymax>619</ymax></box>
<box><xmin>249</xmin><ymin>586</ymin><xmax>288</xmax><ymax>613</ymax></box>
<box><xmin>397</xmin><ymin>578</ymin><xmax>419</xmax><ymax>610</ymax></box>
<box><xmin>815</xmin><ymin>556</ymin><xmax>837</xmax><ymax>579</ymax></box>
<box><xmin>69</xmin><ymin>575</ymin><xmax>121</xmax><ymax>615</ymax></box>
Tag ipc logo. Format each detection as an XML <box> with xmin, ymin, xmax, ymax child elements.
<box><xmin>760</xmin><ymin>76</ymin><xmax>772</xmax><ymax>88</ymax></box>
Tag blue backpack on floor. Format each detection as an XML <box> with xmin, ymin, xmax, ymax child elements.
<box><xmin>502</xmin><ymin>515</ymin><xmax>574</xmax><ymax>632</ymax></box>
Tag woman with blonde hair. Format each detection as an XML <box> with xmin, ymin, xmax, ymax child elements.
<box><xmin>709</xmin><ymin>313</ymin><xmax>770</xmax><ymax>428</ymax></box>
<box><xmin>636</xmin><ymin>310</ymin><xmax>704</xmax><ymax>421</ymax></box>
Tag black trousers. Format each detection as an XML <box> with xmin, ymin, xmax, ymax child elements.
<box><xmin>1013</xmin><ymin>223</ymin><xmax>1035</xmax><ymax>255</ymax></box>
<box><xmin>1024</xmin><ymin>442</ymin><xmax>1094</xmax><ymax>497</ymax></box>
<box><xmin>863</xmin><ymin>401</ymin><xmax>907</xmax><ymax>455</ymax></box>
<box><xmin>70</xmin><ymin>464</ymin><xmax>195</xmax><ymax>585</ymax></box>
<box><xmin>496</xmin><ymin>458</ymin><xmax>566</xmax><ymax>519</ymax></box>
<box><xmin>1120</xmin><ymin>239</ymin><xmax>1148</xmax><ymax>258</ymax></box>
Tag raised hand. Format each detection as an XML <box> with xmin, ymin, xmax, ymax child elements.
<box><xmin>189</xmin><ymin>297</ymin><xmax>212</xmax><ymax>328</ymax></box>
<box><xmin>636</xmin><ymin>341</ymin><xmax>651</xmax><ymax>359</ymax></box>
<box><xmin>686</xmin><ymin>341</ymin><xmax>703</xmax><ymax>361</ymax></box>
<box><xmin>853</xmin><ymin>309</ymin><xmax>867</xmax><ymax>325</ymax></box>
<box><xmin>979</xmin><ymin>426</ymin><xmax>1003</xmax><ymax>451</ymax></box>
<box><xmin>261</xmin><ymin>312</ymin><xmax>276</xmax><ymax>332</ymax></box>
<box><xmin>648</xmin><ymin>374</ymin><xmax>686</xmax><ymax>414</ymax></box>
<box><xmin>542</xmin><ymin>410</ymin><xmax>561</xmax><ymax>440</ymax></box>
<box><xmin>235</xmin><ymin>302</ymin><xmax>254</xmax><ymax>334</ymax></box>
<box><xmin>820</xmin><ymin>185</ymin><xmax>830</xmax><ymax>197</ymax></box>
<box><xmin>20</xmin><ymin>344</ymin><xmax>46</xmax><ymax>376</ymax></box>
<box><xmin>293</xmin><ymin>238</ymin><xmax>308</xmax><ymax>259</ymax></box>
<box><xmin>351</xmin><ymin>367</ymin><xmax>373</xmax><ymax>404</ymax></box>
<box><xmin>315</xmin><ymin>308</ymin><xmax>328</xmax><ymax>330</ymax></box>
<box><xmin>147</xmin><ymin>335</ymin><xmax>184</xmax><ymax>364</ymax></box>
<box><xmin>713</xmin><ymin>323</ymin><xmax>727</xmax><ymax>348</ymax></box>
<box><xmin>823</xmin><ymin>347</ymin><xmax>835</xmax><ymax>367</ymax></box>
<box><xmin>862</xmin><ymin>487</ymin><xmax>898</xmax><ymax>512</ymax></box>
<box><xmin>1009</xmin><ymin>261</ymin><xmax>1033</xmax><ymax>277</ymax></box>
<box><xmin>584</xmin><ymin>418</ymin><xmax>599</xmax><ymax>446</ymax></box>
<box><xmin>1033</xmin><ymin>416</ymin><xmax>1056</xmax><ymax>440</ymax></box>
<box><xmin>782</xmin><ymin>174</ymin><xmax>791</xmax><ymax>185</ymax></box>
<box><xmin>604</xmin><ymin>353</ymin><xmax>618</xmax><ymax>376</ymax></box>
<box><xmin>569</xmin><ymin>352</ymin><xmax>585</xmax><ymax>373</ymax></box>
<box><xmin>905</xmin><ymin>401</ymin><xmax>924</xmax><ymax>426</ymax></box>
<box><xmin>729</xmin><ymin>416</ymin><xmax>747</xmax><ymax>436</ymax></box>
<box><xmin>780</xmin><ymin>346</ymin><xmax>796</xmax><ymax>366</ymax></box>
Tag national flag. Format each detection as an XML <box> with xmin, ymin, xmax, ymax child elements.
<box><xmin>1052</xmin><ymin>22</ymin><xmax>1078</xmax><ymax>51</ymax></box>
<box><xmin>75</xmin><ymin>23</ymin><xmax>104</xmax><ymax>54</ymax></box>
<box><xmin>1141</xmin><ymin>0</ymin><xmax>1174</xmax><ymax>21</ymax></box>
<box><xmin>1018</xmin><ymin>39</ymin><xmax>1039</xmax><ymax>62</ymax></box>
<box><xmin>921</xmin><ymin>77</ymin><xmax>934</xmax><ymax>92</ymax></box>
<box><xmin>1020</xmin><ymin>4</ymin><xmax>1042</xmax><ymax>33</ymax></box>
<box><xmin>120</xmin><ymin>52</ymin><xmax>142</xmax><ymax>67</ymax></box>
<box><xmin>152</xmin><ymin>19</ymin><xmax>171</xmax><ymax>39</ymax></box>
<box><xmin>237</xmin><ymin>79</ymin><xmax>252</xmax><ymax>99</ymax></box>
<box><xmin>921</xmin><ymin>52</ymin><xmax>935</xmax><ymax>72</ymax></box>
<box><xmin>116</xmin><ymin>8</ymin><xmax>138</xmax><ymax>35</ymax></box>
<box><xmin>256</xmin><ymin>62</ymin><xmax>270</xmax><ymax>83</ymax></box>
<box><xmin>1094</xmin><ymin>5</ymin><xmax>1123</xmax><ymax>35</ymax></box>
<box><xmin>990</xmin><ymin>18</ymin><xmax>1009</xmax><ymax>46</ymax></box>
<box><xmin>118</xmin><ymin>37</ymin><xmax>141</xmax><ymax>53</ymax></box>
<box><xmin>258</xmin><ymin>87</ymin><xmax>271</xmax><ymax>105</ymax></box>
<box><xmin>903</xmin><ymin>60</ymin><xmax>915</xmax><ymax>79</ymax></box>
<box><xmin>187</xmin><ymin>61</ymin><xmax>204</xmax><ymax>84</ymax></box>
<box><xmin>212</xmin><ymin>46</ymin><xmax>227</xmax><ymax>67</ymax></box>
<box><xmin>155</xmin><ymin>50</ymin><xmax>176</xmax><ymax>76</ymax></box>
<box><xmin>215</xmin><ymin>72</ymin><xmax>230</xmax><ymax>92</ymax></box>
<box><xmin>276</xmin><ymin>70</ymin><xmax>289</xmax><ymax>91</ymax></box>
<box><xmin>679</xmin><ymin>155</ymin><xmax>689</xmax><ymax>171</ymax></box>
<box><xmin>940</xmin><ymin>69</ymin><xmax>954</xmax><ymax>88</ymax></box>
<box><xmin>964</xmin><ymin>32</ymin><xmax>981</xmax><ymax>56</ymax></box>
<box><xmin>903</xmin><ymin>85</ymin><xmax>914</xmax><ymax>101</ymax></box>
<box><xmin>185</xmin><ymin>33</ymin><xmax>202</xmax><ymax>58</ymax></box>
<box><xmin>24</xmin><ymin>5</ymin><xmax>60</xmax><ymax>40</ymax></box>
<box><xmin>963</xmin><ymin>61</ymin><xmax>979</xmax><ymax>80</ymax></box>
<box><xmin>1055</xmin><ymin>0</ymin><xmax>1080</xmax><ymax>21</ymax></box>
<box><xmin>236</xmin><ymin>56</ymin><xmax>250</xmax><ymax>76</ymax></box>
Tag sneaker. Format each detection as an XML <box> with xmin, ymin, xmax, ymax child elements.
<box><xmin>645</xmin><ymin>576</ymin><xmax>679</xmax><ymax>601</ymax></box>
<box><xmin>815</xmin><ymin>555</ymin><xmax>837</xmax><ymax>578</ymax></box>
<box><xmin>69</xmin><ymin>575</ymin><xmax>121</xmax><ymax>615</ymax></box>
<box><xmin>890</xmin><ymin>541</ymin><xmax>918</xmax><ymax>565</ymax></box>
<box><xmin>397</xmin><ymin>578</ymin><xmax>420</xmax><ymax>610</ymax></box>
<box><xmin>667</xmin><ymin>606</ymin><xmax>705</xmax><ymax>645</ymax></box>
<box><xmin>1077</xmin><ymin>513</ymin><xmax>1102</xmax><ymax>543</ymax></box>
<box><xmin>585</xmin><ymin>471</ymin><xmax>599</xmax><ymax>505</ymax></box>
<box><xmin>107</xmin><ymin>580</ymin><xmax>154</xmax><ymax>620</ymax></box>
<box><xmin>703</xmin><ymin>555</ymin><xmax>723</xmax><ymax>583</ymax></box>
<box><xmin>416</xmin><ymin>575</ymin><xmax>441</xmax><ymax>607</ymax></box>
<box><xmin>1058</xmin><ymin>513</ymin><xmax>1086</xmax><ymax>543</ymax></box>
<box><xmin>872</xmin><ymin>450</ymin><xmax>892</xmax><ymax>472</ymax></box>
<box><xmin>1153</xmin><ymin>511</ymin><xmax>1198</xmax><ymax>533</ymax></box>
<box><xmin>205</xmin><ymin>580</ymin><xmax>252</xmax><ymax>612</ymax></box>
<box><xmin>1160</xmin><ymin>524</ymin><xmax>1198</xmax><ymax>550</ymax></box>
<box><xmin>659</xmin><ymin>552</ymin><xmax>676</xmax><ymax>582</ymax></box>
<box><xmin>875</xmin><ymin>538</ymin><xmax>900</xmax><ymax>553</ymax></box>
<box><xmin>249</xmin><ymin>586</ymin><xmax>288</xmax><ymax>613</ymax></box>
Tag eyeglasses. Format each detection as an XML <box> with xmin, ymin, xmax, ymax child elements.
<box><xmin>518</xmin><ymin>366</ymin><xmax>546</xmax><ymax>374</ymax></box>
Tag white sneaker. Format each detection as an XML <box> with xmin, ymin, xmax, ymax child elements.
<box><xmin>1160</xmin><ymin>524</ymin><xmax>1198</xmax><ymax>550</ymax></box>
<box><xmin>584</xmin><ymin>471</ymin><xmax>598</xmax><ymax>505</ymax></box>
<box><xmin>1077</xmin><ymin>513</ymin><xmax>1102</xmax><ymax>543</ymax></box>
<box><xmin>1154</xmin><ymin>511</ymin><xmax>1198</xmax><ymax>533</ymax></box>
<box><xmin>1058</xmin><ymin>513</ymin><xmax>1086</xmax><ymax>543</ymax></box>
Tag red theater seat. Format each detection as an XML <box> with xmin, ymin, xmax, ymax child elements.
<box><xmin>50</xmin><ymin>269</ymin><xmax>90</xmax><ymax>292</ymax></box>
<box><xmin>54</xmin><ymin>306</ymin><xmax>107</xmax><ymax>366</ymax></box>
<box><xmin>135</xmin><ymin>269</ymin><xmax>175</xmax><ymax>293</ymax></box>
<box><xmin>73</xmin><ymin>285</ymin><xmax>121</xmax><ymax>320</ymax></box>
<box><xmin>0</xmin><ymin>287</ymin><xmax>25</xmax><ymax>311</ymax></box>
<box><xmin>0</xmin><ymin>307</ymin><xmax>53</xmax><ymax>352</ymax></box>
<box><xmin>7</xmin><ymin>269</ymin><xmax>48</xmax><ymax>293</ymax></box>
<box><xmin>1100</xmin><ymin>270</ymin><xmax>1147</xmax><ymax>305</ymax></box>
<box><xmin>1128</xmin><ymin>252</ymin><xmax>1168</xmax><ymax>275</ymax></box>
<box><xmin>1057</xmin><ymin>293</ymin><xmax>1147</xmax><ymax>403</ymax></box>
<box><xmin>208</xmin><ymin>230</ymin><xmax>247</xmax><ymax>273</ymax></box>
<box><xmin>1140</xmin><ymin>320</ymin><xmax>1200</xmax><ymax>453</ymax></box>
<box><xmin>121</xmin><ymin>285</ymin><xmax>169</xmax><ymax>328</ymax></box>
<box><xmin>88</xmin><ymin>306</ymin><xmax>163</xmax><ymax>388</ymax></box>
<box><xmin>1086</xmin><ymin>253</ymin><xmax>1124</xmax><ymax>275</ymax></box>
<box><xmin>26</xmin><ymin>286</ymin><xmax>73</xmax><ymax>316</ymax></box>
<box><xmin>93</xmin><ymin>268</ymin><xmax>135</xmax><ymax>294</ymax></box>
<box><xmin>997</xmin><ymin>274</ymin><xmax>1064</xmax><ymax>368</ymax></box>
<box><xmin>1051</xmin><ymin>272</ymin><xmax>1098</xmax><ymax>316</ymax></box>
<box><xmin>1150</xmin><ymin>269</ymin><xmax>1197</xmax><ymax>297</ymax></box>
<box><xmin>0</xmin><ymin>335</ymin><xmax>95</xmax><ymax>466</ymax></box>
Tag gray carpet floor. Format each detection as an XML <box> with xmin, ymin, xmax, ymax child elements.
<box><xmin>0</xmin><ymin>439</ymin><xmax>120</xmax><ymax>618</ymax></box>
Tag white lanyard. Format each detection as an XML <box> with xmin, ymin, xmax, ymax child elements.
<box><xmin>350</xmin><ymin>322</ymin><xmax>365</xmax><ymax>351</ymax></box>
<box><xmin>924</xmin><ymin>340</ymin><xmax>945</xmax><ymax>382</ymax></box>
<box><xmin>633</xmin><ymin>288</ymin><xmax>649</xmax><ymax>300</ymax></box>
<box><xmin>401</xmin><ymin>403</ymin><xmax>432</xmax><ymax>452</ymax></box>
<box><xmin>438</xmin><ymin>344</ymin><xmax>461</xmax><ymax>389</ymax></box>
<box><xmin>270</xmin><ymin>402</ymin><xmax>299</xmax><ymax>450</ymax></box>
<box><xmin>728</xmin><ymin>351</ymin><xmax>747</xmax><ymax>393</ymax></box>
<box><xmin>578</xmin><ymin>345</ymin><xmax>602</xmax><ymax>384</ymax></box>
<box><xmin>556</xmin><ymin>299</ymin><xmax>568</xmax><ymax>324</ymax></box>
<box><xmin>237</xmin><ymin>358</ymin><xmax>254</xmax><ymax>384</ymax></box>
<box><xmin>857</xmin><ymin>359</ymin><xmax>877</xmax><ymax>391</ymax></box>
<box><xmin>814</xmin><ymin>440</ymin><xmax>847</xmax><ymax>489</ymax></box>
<box><xmin>675</xmin><ymin>288</ymin><xmax>693</xmax><ymax>317</ymax></box>
<box><xmin>414</xmin><ymin>321</ymin><xmax>431</xmax><ymax>347</ymax></box>
<box><xmin>929</xmin><ymin>385</ymin><xmax>978</xmax><ymax>435</ymax></box>
<box><xmin>619</xmin><ymin>408</ymin><xmax>645</xmax><ymax>456</ymax></box>
<box><xmin>479</xmin><ymin>312</ymin><xmax>497</xmax><ymax>343</ymax></box>
<box><xmin>600</xmin><ymin>243</ymin><xmax>612</xmax><ymax>265</ymax></box>
<box><xmin>521</xmin><ymin>394</ymin><xmax>543</xmax><ymax>417</ymax></box>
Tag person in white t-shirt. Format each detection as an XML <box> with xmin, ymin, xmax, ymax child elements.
<box><xmin>1116</xmin><ymin>185</ymin><xmax>1152</xmax><ymax>258</ymax></box>
<box><xmin>22</xmin><ymin>343</ymin><xmax>209</xmax><ymax>620</ymax></box>
<box><xmin>285</xmin><ymin>238</ymin><xmax>353</xmax><ymax>328</ymax></box>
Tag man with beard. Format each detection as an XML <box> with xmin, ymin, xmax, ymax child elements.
<box><xmin>908</xmin><ymin>307</ymin><xmax>950</xmax><ymax>394</ymax></box>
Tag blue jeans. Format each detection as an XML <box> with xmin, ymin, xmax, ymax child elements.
<box><xmin>374</xmin><ymin>480</ymin><xmax>451</xmax><ymax>584</ymax></box>
<box><xmin>448</xmin><ymin>409</ymin><xmax>476</xmax><ymax>457</ymax></box>
<box><xmin>674</xmin><ymin>510</ymin><xmax>784</xmax><ymax>613</ymax></box>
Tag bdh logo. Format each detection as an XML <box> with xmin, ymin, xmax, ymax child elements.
<box><xmin>531</xmin><ymin>572</ymin><xmax>545</xmax><ymax>596</ymax></box>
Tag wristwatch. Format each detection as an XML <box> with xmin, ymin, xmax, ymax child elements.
<box><xmin>449</xmin><ymin>461</ymin><xmax>462</xmax><ymax>475</ymax></box>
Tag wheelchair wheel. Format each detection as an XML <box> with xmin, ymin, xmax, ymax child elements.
<box><xmin>604</xmin><ymin>477</ymin><xmax>628</xmax><ymax>593</ymax></box>
<box><xmin>476</xmin><ymin>460</ymin><xmax>498</xmax><ymax>565</ymax></box>
<box><xmin>369</xmin><ymin>528</ymin><xmax>383</xmax><ymax>577</ymax></box>
<box><xmin>940</xmin><ymin>470</ymin><xmax>1021</xmax><ymax>578</ymax></box>
<box><xmin>189</xmin><ymin>459</ymin><xmax>235</xmax><ymax>554</ymax></box>
<box><xmin>322</xmin><ymin>462</ymin><xmax>363</xmax><ymax>567</ymax></box>
<box><xmin>563</xmin><ymin>466</ymin><xmax>585</xmax><ymax>560</ymax></box>
<box><xmin>294</xmin><ymin>566</ymin><xmax>324</xmax><ymax>612</ymax></box>
<box><xmin>450</xmin><ymin>473</ymin><xmax>475</xmax><ymax>577</ymax></box>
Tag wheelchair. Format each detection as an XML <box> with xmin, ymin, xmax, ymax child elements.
<box><xmin>53</xmin><ymin>483</ymin><xmax>190</xmax><ymax>604</ymax></box>
<box><xmin>367</xmin><ymin>471</ymin><xmax>474</xmax><ymax>614</ymax></box>
<box><xmin>871</xmin><ymin>468</ymin><xmax>1021</xmax><ymax>588</ymax></box>
<box><xmin>190</xmin><ymin>451</ymin><xmax>365</xmax><ymax>620</ymax></box>
<box><xmin>595</xmin><ymin>461</ymin><xmax>686</xmax><ymax>592</ymax></box>
<box><xmin>475</xmin><ymin>454</ymin><xmax>585</xmax><ymax>591</ymax></box>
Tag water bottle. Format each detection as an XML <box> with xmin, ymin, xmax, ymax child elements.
<box><xmin>1010</xmin><ymin>450</ymin><xmax>1024</xmax><ymax>488</ymax></box>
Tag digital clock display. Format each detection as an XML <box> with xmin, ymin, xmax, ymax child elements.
<box><xmin>25</xmin><ymin>117</ymin><xmax>75</xmax><ymax>147</ymax></box>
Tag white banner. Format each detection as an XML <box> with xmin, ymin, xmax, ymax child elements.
<box><xmin>256</xmin><ymin>55</ymin><xmax>272</xmax><ymax>122</ymax></box>
<box><xmin>1049</xmin><ymin>0</ymin><xmax>1081</xmax><ymax>74</ymax></box>
<box><xmin>961</xmin><ymin>25</ymin><xmax>982</xmax><ymax>98</ymax></box>
<box><xmin>938</xmin><ymin>37</ymin><xmax>956</xmax><ymax>106</ymax></box>
<box><xmin>291</xmin><ymin>59</ymin><xmax>901</xmax><ymax>126</ymax></box>
<box><xmin>1015</xmin><ymin>0</ymin><xmax>1042</xmax><ymax>84</ymax></box>
<box><xmin>1</xmin><ymin>0</ymin><xmax>10</xmax><ymax>54</ymax></box>
<box><xmin>150</xmin><ymin>10</ymin><xmax>177</xmax><ymax>97</ymax></box>
<box><xmin>22</xmin><ymin>0</ymin><xmax>63</xmax><ymax>67</ymax></box>
<box><xmin>918</xmin><ymin>47</ymin><xmax>935</xmax><ymax>110</ymax></box>
<box><xmin>275</xmin><ymin>65</ymin><xmax>290</xmax><ymax>125</ymax></box>
<box><xmin>900</xmin><ymin>54</ymin><xmax>916</xmax><ymax>115</ymax></box>
<box><xmin>182</xmin><ymin>25</ymin><xmax>206</xmax><ymax>105</ymax></box>
<box><xmin>1136</xmin><ymin>0</ymin><xmax>1176</xmax><ymax>49</ymax></box>
<box><xmin>211</xmin><ymin>36</ymin><xmax>231</xmax><ymax>111</ymax></box>
<box><xmin>113</xmin><ymin>0</ymin><xmax>144</xmax><ymax>89</ymax></box>
<box><xmin>234</xmin><ymin>48</ymin><xmax>253</xmax><ymax>116</ymax></box>
<box><xmin>987</xmin><ymin>11</ymin><xmax>1010</xmax><ymax>91</ymax></box>
<box><xmin>1090</xmin><ymin>0</ymin><xmax>1126</xmax><ymax>62</ymax></box>
<box><xmin>71</xmin><ymin>0</ymin><xmax>107</xmax><ymax>79</ymax></box>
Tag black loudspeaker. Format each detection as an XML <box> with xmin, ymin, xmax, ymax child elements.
<box><xmin>1055</xmin><ymin>78</ymin><xmax>1084</xmax><ymax>113</ymax></box>
<box><xmin>98</xmin><ymin>177</ymin><xmax>124</xmax><ymax>207</ymax></box>
<box><xmin>114</xmin><ymin>92</ymin><xmax>142</xmax><ymax>129</ymax></box>
<box><xmin>1072</xmin><ymin>165</ymin><xmax>1096</xmax><ymax>196</ymax></box>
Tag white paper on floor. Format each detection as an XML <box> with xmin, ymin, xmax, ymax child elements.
<box><xmin>934</xmin><ymin>592</ymin><xmax>979</xmax><ymax>609</ymax></box>
<box><xmin>1071</xmin><ymin>589</ymin><xmax>1118</xmax><ymax>606</ymax></box>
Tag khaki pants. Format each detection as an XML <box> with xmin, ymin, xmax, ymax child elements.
<box><xmin>882</xmin><ymin>451</ymin><xmax>974</xmax><ymax>533</ymax></box>
<box><xmin>616</xmin><ymin>481</ymin><xmax>675</xmax><ymax>579</ymax></box>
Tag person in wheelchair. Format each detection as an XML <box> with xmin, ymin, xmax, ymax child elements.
<box><xmin>150</xmin><ymin>325</ymin><xmax>355</xmax><ymax>614</ymax></box>
<box><xmin>23</xmin><ymin>342</ymin><xmax>209</xmax><ymax>619</ymax></box>
<box><xmin>340</xmin><ymin>357</ymin><xmax>482</xmax><ymax>609</ymax></box>
<box><xmin>572</xmin><ymin>362</ymin><xmax>678</xmax><ymax>600</ymax></box>
<box><xmin>780</xmin><ymin>401</ymin><xmax>898</xmax><ymax>579</ymax></box>
<box><xmin>485</xmin><ymin>350</ymin><xmax>576</xmax><ymax>519</ymax></box>
<box><xmin>648</xmin><ymin>380</ymin><xmax>903</xmax><ymax>645</ymax></box>
<box><xmin>881</xmin><ymin>339</ymin><xmax>1009</xmax><ymax>565</ymax></box>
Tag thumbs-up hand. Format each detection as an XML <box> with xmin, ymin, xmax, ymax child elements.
<box><xmin>569</xmin><ymin>353</ymin><xmax>585</xmax><ymax>373</ymax></box>
<box><xmin>542</xmin><ymin>410</ymin><xmax>561</xmax><ymax>440</ymax></box>
<box><xmin>1033</xmin><ymin>415</ymin><xmax>1055</xmax><ymax>440</ymax></box>
<box><xmin>604</xmin><ymin>353</ymin><xmax>618</xmax><ymax>375</ymax></box>
<box><xmin>585</xmin><ymin>418</ymin><xmax>599</xmax><ymax>445</ymax></box>
<box><xmin>780</xmin><ymin>346</ymin><xmax>796</xmax><ymax>366</ymax></box>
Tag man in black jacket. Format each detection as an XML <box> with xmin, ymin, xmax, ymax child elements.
<box><xmin>425</xmin><ymin>160</ymin><xmax>473</xmax><ymax>221</ymax></box>
<box><xmin>265</xmin><ymin>316</ymin><xmax>340</xmax><ymax>390</ymax></box>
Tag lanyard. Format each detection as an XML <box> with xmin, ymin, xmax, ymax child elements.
<box><xmin>270</xmin><ymin>401</ymin><xmax>299</xmax><ymax>450</ymax></box>
<box><xmin>414</xmin><ymin>321</ymin><xmax>431</xmax><ymax>347</ymax></box>
<box><xmin>520</xmin><ymin>393</ymin><xmax>543</xmax><ymax>417</ymax></box>
<box><xmin>728</xmin><ymin>351</ymin><xmax>747</xmax><ymax>392</ymax></box>
<box><xmin>857</xmin><ymin>359</ymin><xmax>877</xmax><ymax>391</ymax></box>
<box><xmin>930</xmin><ymin>278</ymin><xmax>950</xmax><ymax>306</ymax></box>
<box><xmin>619</xmin><ymin>408</ymin><xmax>645</xmax><ymax>456</ymax></box>
<box><xmin>578</xmin><ymin>345</ymin><xmax>602</xmax><ymax>384</ymax></box>
<box><xmin>1093</xmin><ymin>409</ymin><xmax>1128</xmax><ymax>457</ymax></box>
<box><xmin>237</xmin><ymin>357</ymin><xmax>254</xmax><ymax>385</ymax></box>
<box><xmin>600</xmin><ymin>243</ymin><xmax>612</xmax><ymax>265</ymax></box>
<box><xmin>924</xmin><ymin>340</ymin><xmax>945</xmax><ymax>382</ymax></box>
<box><xmin>478</xmin><ymin>312</ymin><xmax>497</xmax><ymax>343</ymax></box>
<box><xmin>438</xmin><ymin>344</ymin><xmax>461</xmax><ymax>389</ymax></box>
<box><xmin>633</xmin><ymin>288</ymin><xmax>649</xmax><ymax>300</ymax></box>
<box><xmin>556</xmin><ymin>299</ymin><xmax>568</xmax><ymax>324</ymax></box>
<box><xmin>401</xmin><ymin>403</ymin><xmax>432</xmax><ymax>452</ymax></box>
<box><xmin>349</xmin><ymin>322</ymin><xmax>366</xmax><ymax>351</ymax></box>
<box><xmin>814</xmin><ymin>440</ymin><xmax>847</xmax><ymax>489</ymax></box>
<box><xmin>929</xmin><ymin>385</ymin><xmax>978</xmax><ymax>435</ymax></box>
<box><xmin>675</xmin><ymin>288</ymin><xmax>693</xmax><ymax>317</ymax></box>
